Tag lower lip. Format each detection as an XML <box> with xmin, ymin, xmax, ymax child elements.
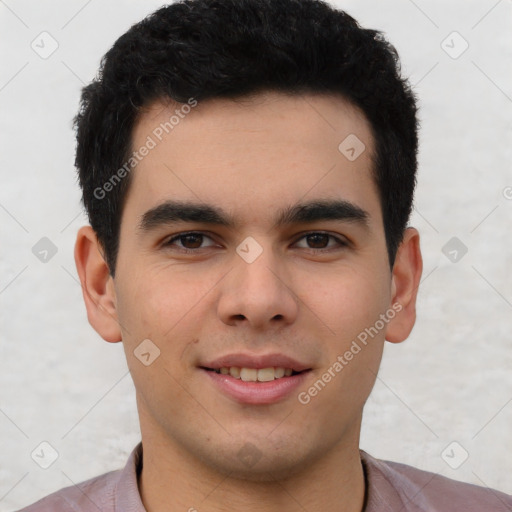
<box><xmin>202</xmin><ymin>369</ymin><xmax>311</xmax><ymax>405</ymax></box>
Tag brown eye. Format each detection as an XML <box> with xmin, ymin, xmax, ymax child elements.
<box><xmin>305</xmin><ymin>233</ymin><xmax>330</xmax><ymax>249</ymax></box>
<box><xmin>177</xmin><ymin>233</ymin><xmax>204</xmax><ymax>249</ymax></box>
<box><xmin>294</xmin><ymin>232</ymin><xmax>347</xmax><ymax>251</ymax></box>
<box><xmin>163</xmin><ymin>232</ymin><xmax>216</xmax><ymax>251</ymax></box>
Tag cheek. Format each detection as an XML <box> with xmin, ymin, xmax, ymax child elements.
<box><xmin>305</xmin><ymin>264</ymin><xmax>391</xmax><ymax>341</ymax></box>
<box><xmin>114</xmin><ymin>269</ymin><xmax>205</xmax><ymax>397</ymax></box>
<box><xmin>319</xmin><ymin>267</ymin><xmax>389</xmax><ymax>399</ymax></box>
<box><xmin>115</xmin><ymin>266</ymin><xmax>212</xmax><ymax>348</ymax></box>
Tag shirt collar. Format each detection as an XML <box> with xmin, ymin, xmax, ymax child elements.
<box><xmin>360</xmin><ymin>449</ymin><xmax>409</xmax><ymax>511</ymax></box>
<box><xmin>114</xmin><ymin>441</ymin><xmax>146</xmax><ymax>512</ymax></box>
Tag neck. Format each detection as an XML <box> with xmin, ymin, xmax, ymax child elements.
<box><xmin>138</xmin><ymin>423</ymin><xmax>366</xmax><ymax>512</ymax></box>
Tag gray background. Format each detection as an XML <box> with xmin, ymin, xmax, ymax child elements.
<box><xmin>1</xmin><ymin>0</ymin><xmax>511</xmax><ymax>510</ymax></box>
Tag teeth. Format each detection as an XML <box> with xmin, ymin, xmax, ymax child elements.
<box><xmin>257</xmin><ymin>368</ymin><xmax>275</xmax><ymax>382</ymax></box>
<box><xmin>274</xmin><ymin>367</ymin><xmax>285</xmax><ymax>378</ymax></box>
<box><xmin>240</xmin><ymin>368</ymin><xmax>258</xmax><ymax>382</ymax></box>
<box><xmin>214</xmin><ymin>366</ymin><xmax>296</xmax><ymax>381</ymax></box>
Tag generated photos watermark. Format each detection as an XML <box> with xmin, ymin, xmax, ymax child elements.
<box><xmin>93</xmin><ymin>97</ymin><xmax>198</xmax><ymax>200</ymax></box>
<box><xmin>298</xmin><ymin>301</ymin><xmax>402</xmax><ymax>405</ymax></box>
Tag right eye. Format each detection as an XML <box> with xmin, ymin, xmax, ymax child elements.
<box><xmin>162</xmin><ymin>231</ymin><xmax>219</xmax><ymax>252</ymax></box>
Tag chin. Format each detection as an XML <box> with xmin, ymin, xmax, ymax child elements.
<box><xmin>213</xmin><ymin>456</ymin><xmax>311</xmax><ymax>483</ymax></box>
<box><xmin>194</xmin><ymin>439</ymin><xmax>319</xmax><ymax>483</ymax></box>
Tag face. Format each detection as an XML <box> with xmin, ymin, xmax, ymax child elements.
<box><xmin>85</xmin><ymin>91</ymin><xmax>416</xmax><ymax>481</ymax></box>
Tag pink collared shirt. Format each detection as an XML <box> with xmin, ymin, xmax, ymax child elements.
<box><xmin>17</xmin><ymin>442</ymin><xmax>512</xmax><ymax>511</ymax></box>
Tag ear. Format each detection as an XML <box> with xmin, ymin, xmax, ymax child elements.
<box><xmin>385</xmin><ymin>227</ymin><xmax>423</xmax><ymax>344</ymax></box>
<box><xmin>74</xmin><ymin>225</ymin><xmax>122</xmax><ymax>343</ymax></box>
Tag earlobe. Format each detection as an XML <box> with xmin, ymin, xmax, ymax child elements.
<box><xmin>74</xmin><ymin>225</ymin><xmax>122</xmax><ymax>343</ymax></box>
<box><xmin>385</xmin><ymin>227</ymin><xmax>423</xmax><ymax>344</ymax></box>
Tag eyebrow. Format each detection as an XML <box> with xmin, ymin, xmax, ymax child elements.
<box><xmin>138</xmin><ymin>198</ymin><xmax>370</xmax><ymax>233</ymax></box>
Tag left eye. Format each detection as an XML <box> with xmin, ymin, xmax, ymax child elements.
<box><xmin>294</xmin><ymin>232</ymin><xmax>346</xmax><ymax>250</ymax></box>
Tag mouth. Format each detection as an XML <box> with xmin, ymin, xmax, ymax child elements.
<box><xmin>198</xmin><ymin>353</ymin><xmax>313</xmax><ymax>404</ymax></box>
<box><xmin>200</xmin><ymin>366</ymin><xmax>308</xmax><ymax>382</ymax></box>
<box><xmin>199</xmin><ymin>365</ymin><xmax>312</xmax><ymax>405</ymax></box>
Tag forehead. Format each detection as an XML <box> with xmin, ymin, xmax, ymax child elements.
<box><xmin>123</xmin><ymin>91</ymin><xmax>381</xmax><ymax>230</ymax></box>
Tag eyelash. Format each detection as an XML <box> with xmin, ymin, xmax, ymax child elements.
<box><xmin>161</xmin><ymin>231</ymin><xmax>348</xmax><ymax>254</ymax></box>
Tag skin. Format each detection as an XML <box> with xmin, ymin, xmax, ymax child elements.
<box><xmin>75</xmin><ymin>91</ymin><xmax>422</xmax><ymax>512</ymax></box>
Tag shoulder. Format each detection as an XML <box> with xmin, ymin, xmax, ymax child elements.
<box><xmin>361</xmin><ymin>450</ymin><xmax>512</xmax><ymax>511</ymax></box>
<box><xmin>16</xmin><ymin>443</ymin><xmax>144</xmax><ymax>512</ymax></box>
<box><xmin>16</xmin><ymin>469</ymin><xmax>121</xmax><ymax>512</ymax></box>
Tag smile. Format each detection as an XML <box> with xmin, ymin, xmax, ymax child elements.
<box><xmin>201</xmin><ymin>367</ymin><xmax>311</xmax><ymax>405</ymax></box>
<box><xmin>205</xmin><ymin>366</ymin><xmax>303</xmax><ymax>381</ymax></box>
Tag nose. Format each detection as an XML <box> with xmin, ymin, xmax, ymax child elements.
<box><xmin>217</xmin><ymin>240</ymin><xmax>299</xmax><ymax>331</ymax></box>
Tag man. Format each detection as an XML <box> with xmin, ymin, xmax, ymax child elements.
<box><xmin>19</xmin><ymin>0</ymin><xmax>512</xmax><ymax>510</ymax></box>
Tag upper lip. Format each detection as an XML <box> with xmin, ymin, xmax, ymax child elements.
<box><xmin>200</xmin><ymin>353</ymin><xmax>311</xmax><ymax>372</ymax></box>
